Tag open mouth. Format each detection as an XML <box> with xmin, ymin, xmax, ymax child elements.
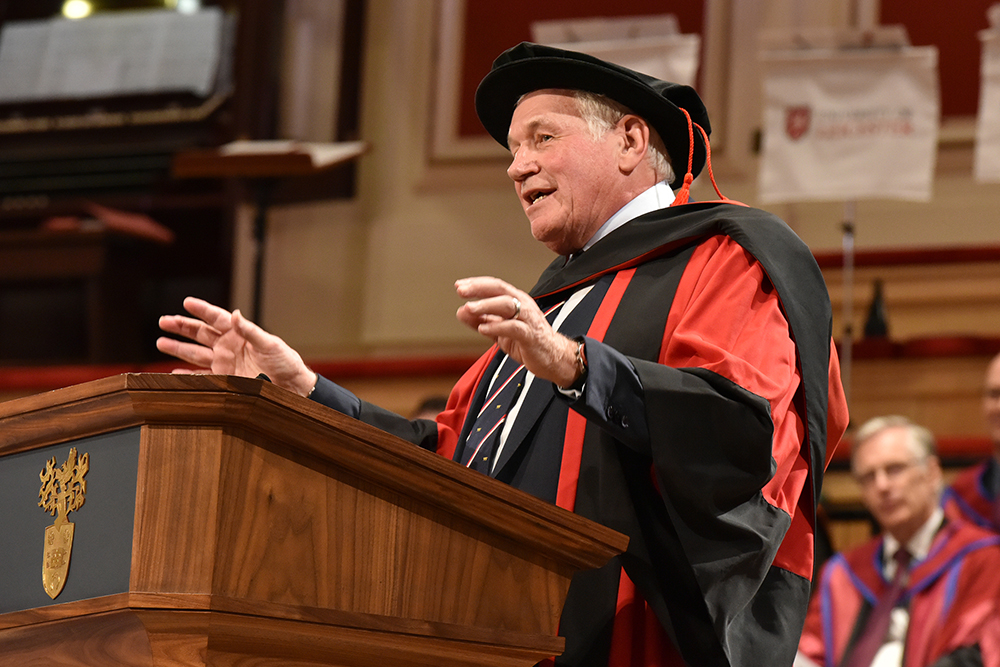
<box><xmin>528</xmin><ymin>190</ymin><xmax>553</xmax><ymax>205</ymax></box>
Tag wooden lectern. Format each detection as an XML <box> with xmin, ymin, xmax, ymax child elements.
<box><xmin>0</xmin><ymin>374</ymin><xmax>627</xmax><ymax>666</ymax></box>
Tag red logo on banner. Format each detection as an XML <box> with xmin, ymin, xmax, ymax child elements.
<box><xmin>785</xmin><ymin>106</ymin><xmax>811</xmax><ymax>141</ymax></box>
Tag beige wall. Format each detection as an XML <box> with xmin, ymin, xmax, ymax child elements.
<box><xmin>252</xmin><ymin>0</ymin><xmax>1000</xmax><ymax>363</ymax></box>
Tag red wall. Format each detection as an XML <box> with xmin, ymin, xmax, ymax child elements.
<box><xmin>881</xmin><ymin>0</ymin><xmax>996</xmax><ymax>117</ymax></box>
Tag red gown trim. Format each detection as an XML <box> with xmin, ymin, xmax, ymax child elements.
<box><xmin>556</xmin><ymin>268</ymin><xmax>636</xmax><ymax>513</ymax></box>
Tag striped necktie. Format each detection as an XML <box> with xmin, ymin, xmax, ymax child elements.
<box><xmin>462</xmin><ymin>301</ymin><xmax>564</xmax><ymax>474</ymax></box>
<box><xmin>844</xmin><ymin>548</ymin><xmax>912</xmax><ymax>667</ymax></box>
<box><xmin>464</xmin><ymin>354</ymin><xmax>526</xmax><ymax>473</ymax></box>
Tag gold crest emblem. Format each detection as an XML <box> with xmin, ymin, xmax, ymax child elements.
<box><xmin>38</xmin><ymin>447</ymin><xmax>89</xmax><ymax>599</ymax></box>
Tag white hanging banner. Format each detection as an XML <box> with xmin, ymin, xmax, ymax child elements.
<box><xmin>975</xmin><ymin>28</ymin><xmax>1000</xmax><ymax>182</ymax></box>
<box><xmin>758</xmin><ymin>46</ymin><xmax>940</xmax><ymax>203</ymax></box>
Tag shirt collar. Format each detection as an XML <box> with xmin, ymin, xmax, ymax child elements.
<box><xmin>580</xmin><ymin>181</ymin><xmax>675</xmax><ymax>253</ymax></box>
<box><xmin>882</xmin><ymin>506</ymin><xmax>944</xmax><ymax>574</ymax></box>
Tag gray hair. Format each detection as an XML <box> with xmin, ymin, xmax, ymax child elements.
<box><xmin>571</xmin><ymin>90</ymin><xmax>675</xmax><ymax>185</ymax></box>
<box><xmin>852</xmin><ymin>415</ymin><xmax>937</xmax><ymax>466</ymax></box>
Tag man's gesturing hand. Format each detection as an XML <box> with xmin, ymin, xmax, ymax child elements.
<box><xmin>455</xmin><ymin>277</ymin><xmax>582</xmax><ymax>389</ymax></box>
<box><xmin>157</xmin><ymin>296</ymin><xmax>317</xmax><ymax>397</ymax></box>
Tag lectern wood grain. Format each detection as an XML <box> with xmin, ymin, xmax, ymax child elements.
<box><xmin>0</xmin><ymin>374</ymin><xmax>628</xmax><ymax>666</ymax></box>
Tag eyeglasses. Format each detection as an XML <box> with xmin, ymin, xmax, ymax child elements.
<box><xmin>853</xmin><ymin>459</ymin><xmax>923</xmax><ymax>488</ymax></box>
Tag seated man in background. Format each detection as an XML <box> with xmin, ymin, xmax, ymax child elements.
<box><xmin>159</xmin><ymin>42</ymin><xmax>849</xmax><ymax>667</ymax></box>
<box><xmin>943</xmin><ymin>351</ymin><xmax>1000</xmax><ymax>531</ymax></box>
<box><xmin>797</xmin><ymin>416</ymin><xmax>1000</xmax><ymax>667</ymax></box>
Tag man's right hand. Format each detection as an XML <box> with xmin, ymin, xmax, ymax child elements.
<box><xmin>157</xmin><ymin>296</ymin><xmax>317</xmax><ymax>397</ymax></box>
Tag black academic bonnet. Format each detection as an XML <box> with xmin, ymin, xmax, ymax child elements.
<box><xmin>475</xmin><ymin>41</ymin><xmax>711</xmax><ymax>189</ymax></box>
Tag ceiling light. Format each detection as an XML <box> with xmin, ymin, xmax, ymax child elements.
<box><xmin>62</xmin><ymin>0</ymin><xmax>93</xmax><ymax>19</ymax></box>
<box><xmin>176</xmin><ymin>0</ymin><xmax>202</xmax><ymax>14</ymax></box>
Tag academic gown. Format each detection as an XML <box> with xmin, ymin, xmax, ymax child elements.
<box><xmin>943</xmin><ymin>459</ymin><xmax>999</xmax><ymax>531</ymax></box>
<box><xmin>311</xmin><ymin>201</ymin><xmax>850</xmax><ymax>667</ymax></box>
<box><xmin>797</xmin><ymin>520</ymin><xmax>1000</xmax><ymax>667</ymax></box>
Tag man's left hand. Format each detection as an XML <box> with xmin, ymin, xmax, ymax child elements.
<box><xmin>455</xmin><ymin>276</ymin><xmax>581</xmax><ymax>388</ymax></box>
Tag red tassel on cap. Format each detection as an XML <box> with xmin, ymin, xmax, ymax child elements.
<box><xmin>695</xmin><ymin>122</ymin><xmax>745</xmax><ymax>206</ymax></box>
<box><xmin>669</xmin><ymin>107</ymin><xmax>747</xmax><ymax>208</ymax></box>
<box><xmin>670</xmin><ymin>107</ymin><xmax>696</xmax><ymax>206</ymax></box>
<box><xmin>672</xmin><ymin>173</ymin><xmax>693</xmax><ymax>206</ymax></box>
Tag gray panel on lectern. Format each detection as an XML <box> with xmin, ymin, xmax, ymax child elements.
<box><xmin>0</xmin><ymin>427</ymin><xmax>141</xmax><ymax>613</ymax></box>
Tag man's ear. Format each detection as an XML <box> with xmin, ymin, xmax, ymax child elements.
<box><xmin>928</xmin><ymin>455</ymin><xmax>945</xmax><ymax>491</ymax></box>
<box><xmin>617</xmin><ymin>115</ymin><xmax>651</xmax><ymax>174</ymax></box>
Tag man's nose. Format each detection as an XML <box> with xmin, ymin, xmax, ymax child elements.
<box><xmin>872</xmin><ymin>468</ymin><xmax>897</xmax><ymax>491</ymax></box>
<box><xmin>507</xmin><ymin>148</ymin><xmax>537</xmax><ymax>181</ymax></box>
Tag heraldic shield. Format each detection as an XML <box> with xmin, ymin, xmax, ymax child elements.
<box><xmin>43</xmin><ymin>521</ymin><xmax>75</xmax><ymax>599</ymax></box>
<box><xmin>786</xmin><ymin>105</ymin><xmax>811</xmax><ymax>141</ymax></box>
<box><xmin>38</xmin><ymin>447</ymin><xmax>89</xmax><ymax>599</ymax></box>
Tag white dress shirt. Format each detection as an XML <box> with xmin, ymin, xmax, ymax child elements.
<box><xmin>870</xmin><ymin>507</ymin><xmax>944</xmax><ymax>667</ymax></box>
